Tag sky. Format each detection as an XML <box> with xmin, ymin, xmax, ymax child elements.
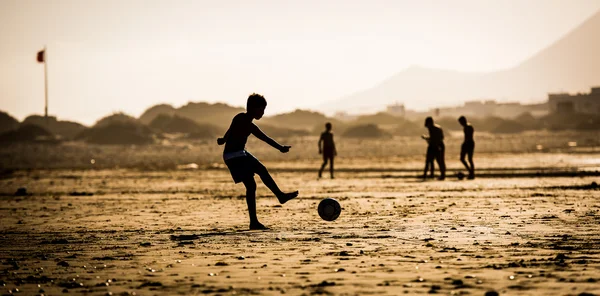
<box><xmin>1</xmin><ymin>0</ymin><xmax>599</xmax><ymax>125</ymax></box>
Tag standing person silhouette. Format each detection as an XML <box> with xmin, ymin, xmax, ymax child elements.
<box><xmin>422</xmin><ymin>117</ymin><xmax>446</xmax><ymax>180</ymax></box>
<box><xmin>421</xmin><ymin>136</ymin><xmax>435</xmax><ymax>179</ymax></box>
<box><xmin>217</xmin><ymin>93</ymin><xmax>298</xmax><ymax>230</ymax></box>
<box><xmin>458</xmin><ymin>116</ymin><xmax>475</xmax><ymax>179</ymax></box>
<box><xmin>318</xmin><ymin>122</ymin><xmax>337</xmax><ymax>179</ymax></box>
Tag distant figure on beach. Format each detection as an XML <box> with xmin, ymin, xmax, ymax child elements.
<box><xmin>318</xmin><ymin>122</ymin><xmax>337</xmax><ymax>179</ymax></box>
<box><xmin>422</xmin><ymin>117</ymin><xmax>446</xmax><ymax>180</ymax></box>
<box><xmin>458</xmin><ymin>116</ymin><xmax>475</xmax><ymax>179</ymax></box>
<box><xmin>217</xmin><ymin>93</ymin><xmax>298</xmax><ymax>230</ymax></box>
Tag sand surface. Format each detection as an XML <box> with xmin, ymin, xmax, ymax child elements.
<box><xmin>1</xmin><ymin>160</ymin><xmax>600</xmax><ymax>295</ymax></box>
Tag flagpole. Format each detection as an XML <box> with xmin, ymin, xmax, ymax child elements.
<box><xmin>43</xmin><ymin>45</ymin><xmax>48</xmax><ymax>124</ymax></box>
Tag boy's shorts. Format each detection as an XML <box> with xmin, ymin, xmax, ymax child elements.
<box><xmin>322</xmin><ymin>149</ymin><xmax>335</xmax><ymax>159</ymax></box>
<box><xmin>223</xmin><ymin>150</ymin><xmax>264</xmax><ymax>183</ymax></box>
<box><xmin>461</xmin><ymin>141</ymin><xmax>475</xmax><ymax>156</ymax></box>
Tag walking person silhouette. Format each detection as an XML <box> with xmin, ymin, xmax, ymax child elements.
<box><xmin>318</xmin><ymin>122</ymin><xmax>337</xmax><ymax>179</ymax></box>
<box><xmin>422</xmin><ymin>117</ymin><xmax>446</xmax><ymax>180</ymax></box>
<box><xmin>458</xmin><ymin>116</ymin><xmax>475</xmax><ymax>179</ymax></box>
<box><xmin>217</xmin><ymin>93</ymin><xmax>299</xmax><ymax>230</ymax></box>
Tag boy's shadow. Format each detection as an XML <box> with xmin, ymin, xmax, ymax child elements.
<box><xmin>170</xmin><ymin>229</ymin><xmax>268</xmax><ymax>241</ymax></box>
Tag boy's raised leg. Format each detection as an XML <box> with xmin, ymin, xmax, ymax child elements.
<box><xmin>255</xmin><ymin>165</ymin><xmax>298</xmax><ymax>204</ymax></box>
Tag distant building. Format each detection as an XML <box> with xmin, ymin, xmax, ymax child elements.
<box><xmin>386</xmin><ymin>102</ymin><xmax>405</xmax><ymax>117</ymax></box>
<box><xmin>427</xmin><ymin>100</ymin><xmax>548</xmax><ymax>119</ymax></box>
<box><xmin>548</xmin><ymin>87</ymin><xmax>600</xmax><ymax>114</ymax></box>
<box><xmin>333</xmin><ymin>111</ymin><xmax>357</xmax><ymax>121</ymax></box>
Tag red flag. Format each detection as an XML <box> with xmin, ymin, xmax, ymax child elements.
<box><xmin>37</xmin><ymin>50</ymin><xmax>45</xmax><ymax>63</ymax></box>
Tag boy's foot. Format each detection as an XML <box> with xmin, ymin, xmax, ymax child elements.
<box><xmin>467</xmin><ymin>174</ymin><xmax>475</xmax><ymax>180</ymax></box>
<box><xmin>437</xmin><ymin>176</ymin><xmax>445</xmax><ymax>181</ymax></box>
<box><xmin>249</xmin><ymin>222</ymin><xmax>269</xmax><ymax>230</ymax></box>
<box><xmin>277</xmin><ymin>191</ymin><xmax>299</xmax><ymax>204</ymax></box>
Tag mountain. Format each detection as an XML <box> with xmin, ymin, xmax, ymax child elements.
<box><xmin>324</xmin><ymin>10</ymin><xmax>600</xmax><ymax>113</ymax></box>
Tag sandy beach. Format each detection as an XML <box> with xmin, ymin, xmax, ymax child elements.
<box><xmin>1</xmin><ymin>158</ymin><xmax>599</xmax><ymax>295</ymax></box>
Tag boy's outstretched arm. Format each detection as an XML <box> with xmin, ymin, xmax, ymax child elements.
<box><xmin>251</xmin><ymin>123</ymin><xmax>290</xmax><ymax>153</ymax></box>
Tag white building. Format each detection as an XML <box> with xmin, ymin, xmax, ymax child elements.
<box><xmin>548</xmin><ymin>87</ymin><xmax>600</xmax><ymax>114</ymax></box>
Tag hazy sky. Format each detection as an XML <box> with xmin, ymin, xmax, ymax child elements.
<box><xmin>1</xmin><ymin>0</ymin><xmax>599</xmax><ymax>125</ymax></box>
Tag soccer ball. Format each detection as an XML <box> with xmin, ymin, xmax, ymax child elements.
<box><xmin>457</xmin><ymin>172</ymin><xmax>465</xmax><ymax>180</ymax></box>
<box><xmin>318</xmin><ymin>198</ymin><xmax>341</xmax><ymax>221</ymax></box>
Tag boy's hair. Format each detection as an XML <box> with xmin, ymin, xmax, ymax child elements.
<box><xmin>458</xmin><ymin>116</ymin><xmax>467</xmax><ymax>124</ymax></box>
<box><xmin>247</xmin><ymin>93</ymin><xmax>267</xmax><ymax>109</ymax></box>
<box><xmin>325</xmin><ymin>122</ymin><xmax>332</xmax><ymax>129</ymax></box>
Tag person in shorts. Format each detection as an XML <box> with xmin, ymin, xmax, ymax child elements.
<box><xmin>217</xmin><ymin>93</ymin><xmax>298</xmax><ymax>230</ymax></box>
<box><xmin>458</xmin><ymin>116</ymin><xmax>475</xmax><ymax>179</ymax></box>
<box><xmin>318</xmin><ymin>122</ymin><xmax>337</xmax><ymax>179</ymax></box>
<box><xmin>422</xmin><ymin>117</ymin><xmax>446</xmax><ymax>180</ymax></box>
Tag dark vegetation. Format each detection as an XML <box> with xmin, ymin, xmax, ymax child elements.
<box><xmin>342</xmin><ymin>124</ymin><xmax>389</xmax><ymax>138</ymax></box>
<box><xmin>76</xmin><ymin>122</ymin><xmax>154</xmax><ymax>145</ymax></box>
<box><xmin>22</xmin><ymin>115</ymin><xmax>85</xmax><ymax>139</ymax></box>
<box><xmin>1</xmin><ymin>102</ymin><xmax>598</xmax><ymax>144</ymax></box>
<box><xmin>0</xmin><ymin>111</ymin><xmax>19</xmax><ymax>134</ymax></box>
<box><xmin>0</xmin><ymin>124</ymin><xmax>54</xmax><ymax>143</ymax></box>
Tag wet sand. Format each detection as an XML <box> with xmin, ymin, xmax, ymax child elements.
<box><xmin>1</xmin><ymin>166</ymin><xmax>599</xmax><ymax>295</ymax></box>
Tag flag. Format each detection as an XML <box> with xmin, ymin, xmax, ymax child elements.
<box><xmin>37</xmin><ymin>50</ymin><xmax>45</xmax><ymax>63</ymax></box>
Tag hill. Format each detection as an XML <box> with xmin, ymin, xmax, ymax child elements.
<box><xmin>76</xmin><ymin>121</ymin><xmax>154</xmax><ymax>145</ymax></box>
<box><xmin>149</xmin><ymin>114</ymin><xmax>221</xmax><ymax>138</ymax></box>
<box><xmin>139</xmin><ymin>102</ymin><xmax>244</xmax><ymax>128</ymax></box>
<box><xmin>261</xmin><ymin>109</ymin><xmax>342</xmax><ymax>132</ymax></box>
<box><xmin>342</xmin><ymin>124</ymin><xmax>389</xmax><ymax>138</ymax></box>
<box><xmin>94</xmin><ymin>112</ymin><xmax>139</xmax><ymax>128</ymax></box>
<box><xmin>0</xmin><ymin>111</ymin><xmax>20</xmax><ymax>134</ymax></box>
<box><xmin>139</xmin><ymin>103</ymin><xmax>339</xmax><ymax>135</ymax></box>
<box><xmin>176</xmin><ymin>102</ymin><xmax>244</xmax><ymax>127</ymax></box>
<box><xmin>139</xmin><ymin>104</ymin><xmax>176</xmax><ymax>125</ymax></box>
<box><xmin>23</xmin><ymin>115</ymin><xmax>86</xmax><ymax>139</ymax></box>
<box><xmin>0</xmin><ymin>124</ymin><xmax>54</xmax><ymax>143</ymax></box>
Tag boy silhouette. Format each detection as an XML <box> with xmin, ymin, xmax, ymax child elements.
<box><xmin>458</xmin><ymin>116</ymin><xmax>475</xmax><ymax>179</ymax></box>
<box><xmin>421</xmin><ymin>138</ymin><xmax>435</xmax><ymax>179</ymax></box>
<box><xmin>217</xmin><ymin>93</ymin><xmax>298</xmax><ymax>230</ymax></box>
<box><xmin>318</xmin><ymin>122</ymin><xmax>337</xmax><ymax>179</ymax></box>
<box><xmin>422</xmin><ymin>117</ymin><xmax>446</xmax><ymax>180</ymax></box>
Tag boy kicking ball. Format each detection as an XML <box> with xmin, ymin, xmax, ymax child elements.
<box><xmin>217</xmin><ymin>93</ymin><xmax>299</xmax><ymax>230</ymax></box>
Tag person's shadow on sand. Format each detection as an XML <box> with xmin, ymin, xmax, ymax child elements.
<box><xmin>169</xmin><ymin>229</ymin><xmax>269</xmax><ymax>241</ymax></box>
